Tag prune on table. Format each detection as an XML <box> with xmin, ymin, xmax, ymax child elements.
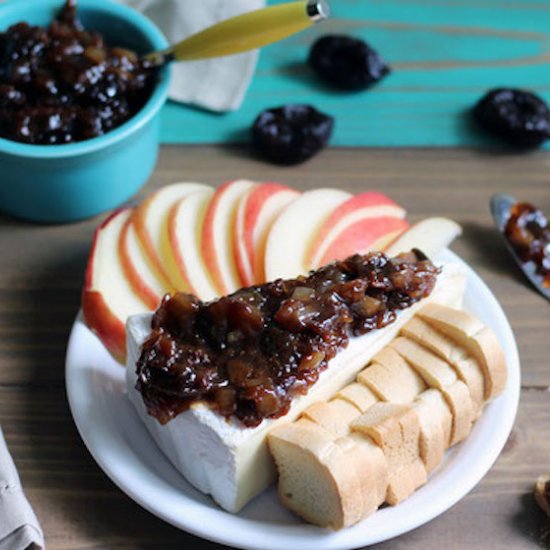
<box><xmin>251</xmin><ymin>104</ymin><xmax>334</xmax><ymax>165</ymax></box>
<box><xmin>308</xmin><ymin>35</ymin><xmax>390</xmax><ymax>90</ymax></box>
<box><xmin>473</xmin><ymin>88</ymin><xmax>550</xmax><ymax>148</ymax></box>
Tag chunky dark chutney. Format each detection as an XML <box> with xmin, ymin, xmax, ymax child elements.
<box><xmin>0</xmin><ymin>0</ymin><xmax>157</xmax><ymax>144</ymax></box>
<box><xmin>504</xmin><ymin>202</ymin><xmax>550</xmax><ymax>288</ymax></box>
<box><xmin>136</xmin><ymin>250</ymin><xmax>439</xmax><ymax>428</ymax></box>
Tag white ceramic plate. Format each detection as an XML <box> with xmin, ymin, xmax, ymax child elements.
<box><xmin>66</xmin><ymin>250</ymin><xmax>520</xmax><ymax>550</ymax></box>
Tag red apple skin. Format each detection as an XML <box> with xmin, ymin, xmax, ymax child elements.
<box><xmin>202</xmin><ymin>180</ymin><xmax>254</xmax><ymax>295</ymax></box>
<box><xmin>307</xmin><ymin>192</ymin><xmax>407</xmax><ymax>268</ymax></box>
<box><xmin>317</xmin><ymin>217</ymin><xmax>410</xmax><ymax>267</ymax></box>
<box><xmin>82</xmin><ymin>290</ymin><xmax>127</xmax><ymax>364</ymax></box>
<box><xmin>234</xmin><ymin>183</ymin><xmax>299</xmax><ymax>286</ymax></box>
<box><xmin>132</xmin><ymin>195</ymin><xmax>174</xmax><ymax>290</ymax></box>
<box><xmin>119</xmin><ymin>217</ymin><xmax>161</xmax><ymax>311</ymax></box>
<box><xmin>82</xmin><ymin>209</ymin><xmax>128</xmax><ymax>363</ymax></box>
<box><xmin>202</xmin><ymin>181</ymin><xmax>231</xmax><ymax>295</ymax></box>
<box><xmin>166</xmin><ymin>192</ymin><xmax>217</xmax><ymax>300</ymax></box>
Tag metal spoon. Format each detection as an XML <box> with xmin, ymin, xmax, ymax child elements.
<box><xmin>490</xmin><ymin>192</ymin><xmax>550</xmax><ymax>302</ymax></box>
<box><xmin>143</xmin><ymin>0</ymin><xmax>330</xmax><ymax>67</ymax></box>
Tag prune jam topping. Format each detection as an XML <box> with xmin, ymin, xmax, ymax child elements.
<box><xmin>136</xmin><ymin>250</ymin><xmax>439</xmax><ymax>428</ymax></box>
<box><xmin>504</xmin><ymin>202</ymin><xmax>550</xmax><ymax>288</ymax></box>
<box><xmin>0</xmin><ymin>0</ymin><xmax>158</xmax><ymax>145</ymax></box>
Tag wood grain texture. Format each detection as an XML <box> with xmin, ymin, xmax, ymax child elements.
<box><xmin>159</xmin><ymin>0</ymin><xmax>550</xmax><ymax>147</ymax></box>
<box><xmin>0</xmin><ymin>146</ymin><xmax>549</xmax><ymax>549</ymax></box>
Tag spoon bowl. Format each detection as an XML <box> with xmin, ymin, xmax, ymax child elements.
<box><xmin>490</xmin><ymin>193</ymin><xmax>550</xmax><ymax>302</ymax></box>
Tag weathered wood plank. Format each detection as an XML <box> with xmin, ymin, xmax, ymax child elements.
<box><xmin>158</xmin><ymin>0</ymin><xmax>550</xmax><ymax>148</ymax></box>
<box><xmin>2</xmin><ymin>386</ymin><xmax>548</xmax><ymax>549</ymax></box>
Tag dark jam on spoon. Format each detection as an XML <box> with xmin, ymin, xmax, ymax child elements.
<box><xmin>504</xmin><ymin>202</ymin><xmax>550</xmax><ymax>288</ymax></box>
<box><xmin>0</xmin><ymin>0</ymin><xmax>157</xmax><ymax>144</ymax></box>
<box><xmin>136</xmin><ymin>250</ymin><xmax>439</xmax><ymax>428</ymax></box>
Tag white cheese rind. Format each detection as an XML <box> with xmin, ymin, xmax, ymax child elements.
<box><xmin>126</xmin><ymin>263</ymin><xmax>466</xmax><ymax>512</ymax></box>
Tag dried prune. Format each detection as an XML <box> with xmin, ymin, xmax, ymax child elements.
<box><xmin>308</xmin><ymin>35</ymin><xmax>390</xmax><ymax>90</ymax></box>
<box><xmin>473</xmin><ymin>88</ymin><xmax>550</xmax><ymax>148</ymax></box>
<box><xmin>251</xmin><ymin>104</ymin><xmax>334</xmax><ymax>165</ymax></box>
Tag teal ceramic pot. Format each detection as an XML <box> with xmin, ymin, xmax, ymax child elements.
<box><xmin>0</xmin><ymin>0</ymin><xmax>170</xmax><ymax>223</ymax></box>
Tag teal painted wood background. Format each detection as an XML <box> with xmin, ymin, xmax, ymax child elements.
<box><xmin>159</xmin><ymin>0</ymin><xmax>550</xmax><ymax>147</ymax></box>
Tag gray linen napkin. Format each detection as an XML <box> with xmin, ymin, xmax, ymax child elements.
<box><xmin>0</xmin><ymin>428</ymin><xmax>44</xmax><ymax>550</ymax></box>
<box><xmin>119</xmin><ymin>0</ymin><xmax>265</xmax><ymax>112</ymax></box>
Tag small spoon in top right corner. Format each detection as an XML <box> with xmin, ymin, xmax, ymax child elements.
<box><xmin>490</xmin><ymin>193</ymin><xmax>550</xmax><ymax>303</ymax></box>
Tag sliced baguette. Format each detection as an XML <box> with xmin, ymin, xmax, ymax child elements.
<box><xmin>358</xmin><ymin>348</ymin><xmax>426</xmax><ymax>403</ymax></box>
<box><xmin>269</xmin><ymin>303</ymin><xmax>508</xmax><ymax>529</ymax></box>
<box><xmin>390</xmin><ymin>337</ymin><xmax>457</xmax><ymax>388</ymax></box>
<box><xmin>351</xmin><ymin>402</ymin><xmax>426</xmax><ymax>505</ymax></box>
<box><xmin>439</xmin><ymin>380</ymin><xmax>475</xmax><ymax>445</ymax></box>
<box><xmin>347</xmin><ymin>432</ymin><xmax>388</xmax><ymax>509</ymax></box>
<box><xmin>391</xmin><ymin>336</ymin><xmax>474</xmax><ymax>446</ymax></box>
<box><xmin>333</xmin><ymin>434</ymin><xmax>388</xmax><ymax>518</ymax></box>
<box><xmin>412</xmin><ymin>389</ymin><xmax>452</xmax><ymax>471</ymax></box>
<box><xmin>417</xmin><ymin>304</ymin><xmax>507</xmax><ymax>399</ymax></box>
<box><xmin>350</xmin><ymin>402</ymin><xmax>409</xmax><ymax>471</ymax></box>
<box><xmin>386</xmin><ymin>458</ymin><xmax>427</xmax><ymax>506</ymax></box>
<box><xmin>337</xmin><ymin>383</ymin><xmax>379</xmax><ymax>412</ymax></box>
<box><xmin>401</xmin><ymin>317</ymin><xmax>485</xmax><ymax>416</ymax></box>
<box><xmin>269</xmin><ymin>418</ymin><xmax>378</xmax><ymax>529</ymax></box>
<box><xmin>302</xmin><ymin>399</ymin><xmax>361</xmax><ymax>437</ymax></box>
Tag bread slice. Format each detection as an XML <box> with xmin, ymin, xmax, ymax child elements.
<box><xmin>390</xmin><ymin>337</ymin><xmax>457</xmax><ymax>388</ymax></box>
<box><xmin>350</xmin><ymin>403</ymin><xmax>409</xmax><ymax>471</ymax></box>
<box><xmin>347</xmin><ymin>432</ymin><xmax>388</xmax><ymax>509</ymax></box>
<box><xmin>412</xmin><ymin>389</ymin><xmax>452</xmax><ymax>472</ymax></box>
<box><xmin>417</xmin><ymin>304</ymin><xmax>507</xmax><ymax>399</ymax></box>
<box><xmin>351</xmin><ymin>402</ymin><xmax>426</xmax><ymax>505</ymax></box>
<box><xmin>390</xmin><ymin>337</ymin><xmax>475</xmax><ymax>446</ymax></box>
<box><xmin>337</xmin><ymin>383</ymin><xmax>379</xmax><ymax>412</ymax></box>
<box><xmin>302</xmin><ymin>398</ymin><xmax>361</xmax><ymax>437</ymax></box>
<box><xmin>401</xmin><ymin>317</ymin><xmax>485</xmax><ymax>416</ymax></box>
<box><xmin>358</xmin><ymin>347</ymin><xmax>426</xmax><ymax>403</ymax></box>
<box><xmin>334</xmin><ymin>434</ymin><xmax>388</xmax><ymax>518</ymax></box>
<box><xmin>386</xmin><ymin>458</ymin><xmax>428</xmax><ymax>506</ymax></box>
<box><xmin>440</xmin><ymin>380</ymin><xmax>475</xmax><ymax>445</ymax></box>
<box><xmin>269</xmin><ymin>418</ymin><xmax>381</xmax><ymax>529</ymax></box>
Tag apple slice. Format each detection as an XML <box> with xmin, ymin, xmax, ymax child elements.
<box><xmin>307</xmin><ymin>192</ymin><xmax>407</xmax><ymax>268</ymax></box>
<box><xmin>264</xmin><ymin>188</ymin><xmax>352</xmax><ymax>281</ymax></box>
<box><xmin>132</xmin><ymin>182</ymin><xmax>213</xmax><ymax>290</ymax></box>
<box><xmin>82</xmin><ymin>209</ymin><xmax>149</xmax><ymax>363</ymax></box>
<box><xmin>370</xmin><ymin>227</ymin><xmax>408</xmax><ymax>252</ymax></box>
<box><xmin>119</xmin><ymin>216</ymin><xmax>170</xmax><ymax>310</ymax></box>
<box><xmin>314</xmin><ymin>217</ymin><xmax>410</xmax><ymax>268</ymax></box>
<box><xmin>234</xmin><ymin>183</ymin><xmax>300</xmax><ymax>286</ymax></box>
<box><xmin>167</xmin><ymin>188</ymin><xmax>219</xmax><ymax>302</ymax></box>
<box><xmin>201</xmin><ymin>179</ymin><xmax>256</xmax><ymax>295</ymax></box>
<box><xmin>306</xmin><ymin>191</ymin><xmax>408</xmax><ymax>269</ymax></box>
<box><xmin>384</xmin><ymin>217</ymin><xmax>462</xmax><ymax>258</ymax></box>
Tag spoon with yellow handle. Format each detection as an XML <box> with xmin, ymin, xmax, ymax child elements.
<box><xmin>143</xmin><ymin>0</ymin><xmax>330</xmax><ymax>66</ymax></box>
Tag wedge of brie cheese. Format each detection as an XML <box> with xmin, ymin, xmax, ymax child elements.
<box><xmin>126</xmin><ymin>263</ymin><xmax>467</xmax><ymax>513</ymax></box>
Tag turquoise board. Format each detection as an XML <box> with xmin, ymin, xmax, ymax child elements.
<box><xmin>160</xmin><ymin>0</ymin><xmax>550</xmax><ymax>147</ymax></box>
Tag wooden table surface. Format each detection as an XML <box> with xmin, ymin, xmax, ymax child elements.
<box><xmin>1</xmin><ymin>146</ymin><xmax>550</xmax><ymax>549</ymax></box>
